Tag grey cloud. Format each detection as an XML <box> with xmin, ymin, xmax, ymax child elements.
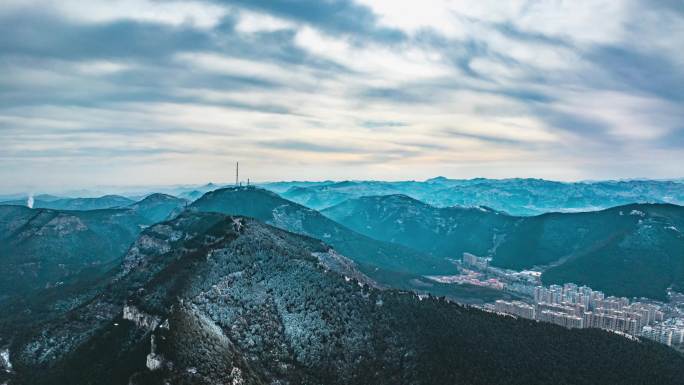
<box><xmin>530</xmin><ymin>106</ymin><xmax>618</xmax><ymax>146</ymax></box>
<box><xmin>0</xmin><ymin>9</ymin><xmax>351</xmax><ymax>113</ymax></box>
<box><xmin>439</xmin><ymin>129</ymin><xmax>537</xmax><ymax>148</ymax></box>
<box><xmin>258</xmin><ymin>140</ymin><xmax>360</xmax><ymax>153</ymax></box>
<box><xmin>360</xmin><ymin>120</ymin><xmax>408</xmax><ymax>129</ymax></box>
<box><xmin>0</xmin><ymin>146</ymin><xmax>192</xmax><ymax>159</ymax></box>
<box><xmin>585</xmin><ymin>45</ymin><xmax>684</xmax><ymax>102</ymax></box>
<box><xmin>360</xmin><ymin>86</ymin><xmax>440</xmax><ymax>104</ymax></box>
<box><xmin>389</xmin><ymin>140</ymin><xmax>451</xmax><ymax>152</ymax></box>
<box><xmin>0</xmin><ymin>0</ymin><xmax>683</xmax><ymax>189</ymax></box>
<box><xmin>654</xmin><ymin>125</ymin><xmax>684</xmax><ymax>150</ymax></box>
<box><xmin>0</xmin><ymin>13</ymin><xmax>214</xmax><ymax>61</ymax></box>
<box><xmin>210</xmin><ymin>0</ymin><xmax>406</xmax><ymax>43</ymax></box>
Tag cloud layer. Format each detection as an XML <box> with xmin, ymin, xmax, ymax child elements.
<box><xmin>1</xmin><ymin>0</ymin><xmax>683</xmax><ymax>191</ymax></box>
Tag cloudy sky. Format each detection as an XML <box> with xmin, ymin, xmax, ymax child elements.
<box><xmin>1</xmin><ymin>0</ymin><xmax>683</xmax><ymax>191</ymax></box>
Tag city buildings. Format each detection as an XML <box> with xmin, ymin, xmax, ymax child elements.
<box><xmin>453</xmin><ymin>252</ymin><xmax>684</xmax><ymax>349</ymax></box>
<box><xmin>462</xmin><ymin>253</ymin><xmax>490</xmax><ymax>270</ymax></box>
<box><xmin>494</xmin><ymin>300</ymin><xmax>535</xmax><ymax>319</ymax></box>
<box><xmin>492</xmin><ymin>284</ymin><xmax>684</xmax><ymax>348</ymax></box>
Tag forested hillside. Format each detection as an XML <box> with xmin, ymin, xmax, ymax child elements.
<box><xmin>189</xmin><ymin>186</ymin><xmax>453</xmax><ymax>276</ymax></box>
<box><xmin>0</xmin><ymin>195</ymin><xmax>186</xmax><ymax>321</ymax></box>
<box><xmin>4</xmin><ymin>213</ymin><xmax>682</xmax><ymax>385</ymax></box>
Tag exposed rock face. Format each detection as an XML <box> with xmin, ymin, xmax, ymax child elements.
<box><xmin>145</xmin><ymin>335</ymin><xmax>164</xmax><ymax>371</ymax></box>
<box><xmin>230</xmin><ymin>367</ymin><xmax>244</xmax><ymax>385</ymax></box>
<box><xmin>120</xmin><ymin>230</ymin><xmax>174</xmax><ymax>275</ymax></box>
<box><xmin>0</xmin><ymin>348</ymin><xmax>11</xmax><ymax>373</ymax></box>
<box><xmin>38</xmin><ymin>215</ymin><xmax>88</xmax><ymax>237</ymax></box>
<box><xmin>123</xmin><ymin>305</ymin><xmax>160</xmax><ymax>331</ymax></box>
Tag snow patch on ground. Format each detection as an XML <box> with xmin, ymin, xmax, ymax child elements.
<box><xmin>0</xmin><ymin>348</ymin><xmax>11</xmax><ymax>372</ymax></box>
<box><xmin>123</xmin><ymin>305</ymin><xmax>160</xmax><ymax>331</ymax></box>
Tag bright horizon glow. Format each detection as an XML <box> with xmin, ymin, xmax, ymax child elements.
<box><xmin>1</xmin><ymin>0</ymin><xmax>683</xmax><ymax>191</ymax></box>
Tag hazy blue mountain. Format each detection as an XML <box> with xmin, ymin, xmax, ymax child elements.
<box><xmin>323</xmin><ymin>194</ymin><xmax>508</xmax><ymax>258</ymax></box>
<box><xmin>280</xmin><ymin>181</ymin><xmax>413</xmax><ymax>210</ymax></box>
<box><xmin>0</xmin><ymin>193</ymin><xmax>62</xmax><ymax>202</ymax></box>
<box><xmin>277</xmin><ymin>177</ymin><xmax>684</xmax><ymax>215</ymax></box>
<box><xmin>4</xmin><ymin>212</ymin><xmax>681</xmax><ymax>385</ymax></box>
<box><xmin>1</xmin><ymin>195</ymin><xmax>135</xmax><ymax>210</ymax></box>
<box><xmin>178</xmin><ymin>189</ymin><xmax>203</xmax><ymax>201</ymax></box>
<box><xmin>324</xmin><ymin>195</ymin><xmax>684</xmax><ymax>300</ymax></box>
<box><xmin>168</xmin><ymin>182</ymin><xmax>225</xmax><ymax>201</ymax></box>
<box><xmin>128</xmin><ymin>193</ymin><xmax>188</xmax><ymax>223</ymax></box>
<box><xmin>257</xmin><ymin>180</ymin><xmax>335</xmax><ymax>193</ymax></box>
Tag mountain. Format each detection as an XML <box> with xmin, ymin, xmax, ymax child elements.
<box><xmin>1</xmin><ymin>195</ymin><xmax>135</xmax><ymax>210</ymax></box>
<box><xmin>167</xmin><ymin>182</ymin><xmax>225</xmax><ymax>201</ymax></box>
<box><xmin>258</xmin><ymin>180</ymin><xmax>334</xmax><ymax>194</ymax></box>
<box><xmin>323</xmin><ymin>196</ymin><xmax>684</xmax><ymax>300</ymax></box>
<box><xmin>3</xmin><ymin>212</ymin><xmax>682</xmax><ymax>385</ymax></box>
<box><xmin>276</xmin><ymin>178</ymin><xmax>684</xmax><ymax>215</ymax></box>
<box><xmin>0</xmin><ymin>206</ymin><xmax>141</xmax><ymax>308</ymax></box>
<box><xmin>323</xmin><ymin>194</ymin><xmax>509</xmax><ymax>258</ymax></box>
<box><xmin>189</xmin><ymin>186</ymin><xmax>453</xmax><ymax>276</ymax></box>
<box><xmin>280</xmin><ymin>180</ymin><xmax>411</xmax><ymax>210</ymax></box>
<box><xmin>187</xmin><ymin>187</ymin><xmax>518</xmax><ymax>303</ymax></box>
<box><xmin>0</xmin><ymin>196</ymin><xmax>186</xmax><ymax>312</ymax></box>
<box><xmin>178</xmin><ymin>189</ymin><xmax>203</xmax><ymax>201</ymax></box>
<box><xmin>502</xmin><ymin>204</ymin><xmax>684</xmax><ymax>300</ymax></box>
<box><xmin>0</xmin><ymin>194</ymin><xmax>61</xmax><ymax>203</ymax></box>
<box><xmin>128</xmin><ymin>193</ymin><xmax>188</xmax><ymax>223</ymax></box>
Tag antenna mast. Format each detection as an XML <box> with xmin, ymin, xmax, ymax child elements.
<box><xmin>235</xmin><ymin>162</ymin><xmax>239</xmax><ymax>186</ymax></box>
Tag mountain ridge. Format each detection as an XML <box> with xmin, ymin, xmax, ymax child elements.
<box><xmin>188</xmin><ymin>186</ymin><xmax>453</xmax><ymax>275</ymax></box>
<box><xmin>273</xmin><ymin>177</ymin><xmax>684</xmax><ymax>215</ymax></box>
<box><xmin>187</xmin><ymin>187</ymin><xmax>524</xmax><ymax>303</ymax></box>
<box><xmin>0</xmin><ymin>194</ymin><xmax>187</xmax><ymax>321</ymax></box>
<box><xmin>4</xmin><ymin>212</ymin><xmax>683</xmax><ymax>385</ymax></box>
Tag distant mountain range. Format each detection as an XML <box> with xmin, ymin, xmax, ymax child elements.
<box><xmin>0</xmin><ymin>195</ymin><xmax>135</xmax><ymax>210</ymax></box>
<box><xmin>269</xmin><ymin>177</ymin><xmax>684</xmax><ymax>216</ymax></box>
<box><xmin>3</xmin><ymin>184</ymin><xmax>682</xmax><ymax>305</ymax></box>
<box><xmin>323</xmin><ymin>195</ymin><xmax>684</xmax><ymax>300</ymax></box>
<box><xmin>4</xmin><ymin>177</ymin><xmax>682</xmax><ymax>217</ymax></box>
<box><xmin>3</xmin><ymin>212</ymin><xmax>682</xmax><ymax>385</ymax></box>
